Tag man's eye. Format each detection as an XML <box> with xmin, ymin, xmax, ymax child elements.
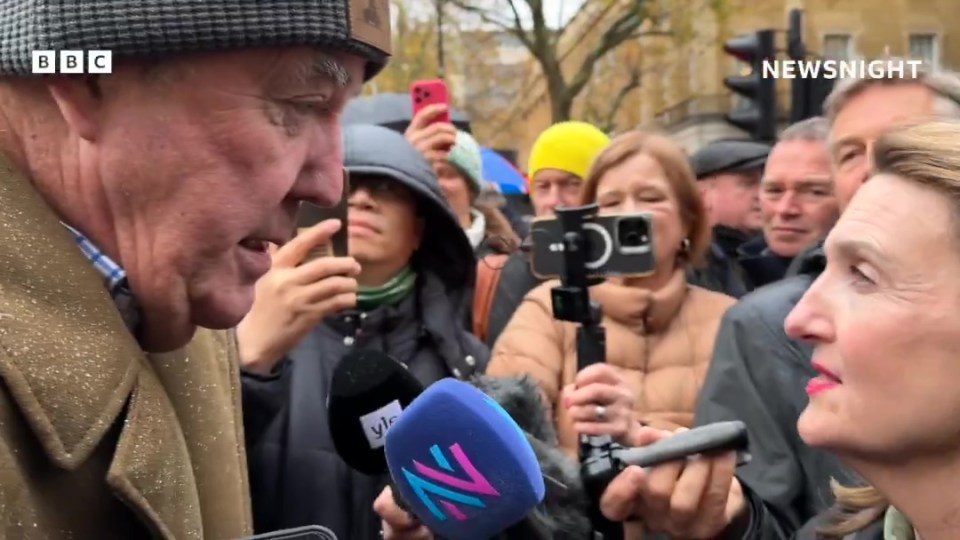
<box><xmin>288</xmin><ymin>99</ymin><xmax>329</xmax><ymax>115</ymax></box>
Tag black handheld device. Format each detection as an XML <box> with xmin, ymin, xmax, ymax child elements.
<box><xmin>545</xmin><ymin>204</ymin><xmax>624</xmax><ymax>540</ymax></box>
<box><xmin>529</xmin><ymin>210</ymin><xmax>655</xmax><ymax>280</ymax></box>
<box><xmin>295</xmin><ymin>169</ymin><xmax>350</xmax><ymax>260</ymax></box>
<box><xmin>581</xmin><ymin>421</ymin><xmax>750</xmax><ymax>508</ymax></box>
<box><xmin>239</xmin><ymin>525</ymin><xmax>337</xmax><ymax>540</ymax></box>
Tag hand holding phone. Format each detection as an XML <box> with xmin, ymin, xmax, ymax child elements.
<box><xmin>410</xmin><ymin>79</ymin><xmax>450</xmax><ymax>124</ymax></box>
<box><xmin>406</xmin><ymin>80</ymin><xmax>456</xmax><ymax>161</ymax></box>
<box><xmin>295</xmin><ymin>170</ymin><xmax>350</xmax><ymax>260</ymax></box>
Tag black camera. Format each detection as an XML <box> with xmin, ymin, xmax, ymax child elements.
<box><xmin>529</xmin><ymin>211</ymin><xmax>655</xmax><ymax>279</ymax></box>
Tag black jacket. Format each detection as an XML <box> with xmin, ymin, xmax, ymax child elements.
<box><xmin>737</xmin><ymin>235</ymin><xmax>794</xmax><ymax>290</ymax></box>
<box><xmin>693</xmin><ymin>243</ymin><xmax>861</xmax><ymax>539</ymax></box>
<box><xmin>242</xmin><ymin>273</ymin><xmax>489</xmax><ymax>539</ymax></box>
<box><xmin>687</xmin><ymin>225</ymin><xmax>753</xmax><ymax>298</ymax></box>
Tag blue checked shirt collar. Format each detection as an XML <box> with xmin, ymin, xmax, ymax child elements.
<box><xmin>62</xmin><ymin>223</ymin><xmax>141</xmax><ymax>331</ymax></box>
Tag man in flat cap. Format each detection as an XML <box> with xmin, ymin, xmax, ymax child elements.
<box><xmin>687</xmin><ymin>139</ymin><xmax>770</xmax><ymax>297</ymax></box>
<box><xmin>0</xmin><ymin>2</ymin><xmax>390</xmax><ymax>538</ymax></box>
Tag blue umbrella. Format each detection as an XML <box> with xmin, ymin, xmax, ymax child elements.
<box><xmin>480</xmin><ymin>148</ymin><xmax>527</xmax><ymax>195</ymax></box>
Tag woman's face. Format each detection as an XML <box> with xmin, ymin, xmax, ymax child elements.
<box><xmin>785</xmin><ymin>173</ymin><xmax>960</xmax><ymax>461</ymax></box>
<box><xmin>593</xmin><ymin>152</ymin><xmax>686</xmax><ymax>272</ymax></box>
<box><xmin>347</xmin><ymin>175</ymin><xmax>423</xmax><ymax>268</ymax></box>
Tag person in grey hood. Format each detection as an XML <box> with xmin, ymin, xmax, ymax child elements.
<box><xmin>238</xmin><ymin>124</ymin><xmax>489</xmax><ymax>538</ymax></box>
<box><xmin>238</xmin><ymin>124</ymin><xmax>587</xmax><ymax>539</ymax></box>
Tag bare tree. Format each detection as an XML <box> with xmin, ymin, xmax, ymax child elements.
<box><xmin>447</xmin><ymin>0</ymin><xmax>666</xmax><ymax>122</ymax></box>
<box><xmin>582</xmin><ymin>62</ymin><xmax>643</xmax><ymax>132</ymax></box>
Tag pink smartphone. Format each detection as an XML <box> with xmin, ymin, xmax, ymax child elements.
<box><xmin>411</xmin><ymin>79</ymin><xmax>451</xmax><ymax>125</ymax></box>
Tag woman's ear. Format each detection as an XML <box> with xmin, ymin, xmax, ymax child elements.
<box><xmin>47</xmin><ymin>76</ymin><xmax>103</xmax><ymax>141</ymax></box>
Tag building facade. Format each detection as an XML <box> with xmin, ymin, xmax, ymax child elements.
<box><xmin>506</xmin><ymin>0</ymin><xmax>959</xmax><ymax>164</ymax></box>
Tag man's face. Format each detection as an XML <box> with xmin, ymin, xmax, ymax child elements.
<box><xmin>830</xmin><ymin>83</ymin><xmax>944</xmax><ymax>209</ymax></box>
<box><xmin>61</xmin><ymin>47</ymin><xmax>365</xmax><ymax>348</ymax></box>
<box><xmin>760</xmin><ymin>139</ymin><xmax>838</xmax><ymax>257</ymax></box>
<box><xmin>529</xmin><ymin>169</ymin><xmax>583</xmax><ymax>217</ymax></box>
<box><xmin>701</xmin><ymin>169</ymin><xmax>762</xmax><ymax>232</ymax></box>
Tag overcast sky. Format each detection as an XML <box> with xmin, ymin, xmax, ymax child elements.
<box><xmin>539</xmin><ymin>0</ymin><xmax>585</xmax><ymax>28</ymax></box>
<box><xmin>402</xmin><ymin>0</ymin><xmax>585</xmax><ymax>29</ymax></box>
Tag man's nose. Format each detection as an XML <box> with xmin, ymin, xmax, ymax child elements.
<box><xmin>538</xmin><ymin>189</ymin><xmax>561</xmax><ymax>214</ymax></box>
<box><xmin>776</xmin><ymin>192</ymin><xmax>802</xmax><ymax>218</ymax></box>
<box><xmin>296</xmin><ymin>124</ymin><xmax>346</xmax><ymax>207</ymax></box>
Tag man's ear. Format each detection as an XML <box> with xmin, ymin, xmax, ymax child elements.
<box><xmin>47</xmin><ymin>76</ymin><xmax>102</xmax><ymax>141</ymax></box>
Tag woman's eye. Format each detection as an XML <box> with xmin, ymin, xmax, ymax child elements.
<box><xmin>848</xmin><ymin>264</ymin><xmax>874</xmax><ymax>285</ymax></box>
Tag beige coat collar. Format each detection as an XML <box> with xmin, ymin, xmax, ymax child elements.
<box><xmin>0</xmin><ymin>153</ymin><xmax>206</xmax><ymax>538</ymax></box>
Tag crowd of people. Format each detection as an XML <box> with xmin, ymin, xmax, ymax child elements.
<box><xmin>3</xmin><ymin>2</ymin><xmax>960</xmax><ymax>540</ymax></box>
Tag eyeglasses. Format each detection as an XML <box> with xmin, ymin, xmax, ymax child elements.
<box><xmin>348</xmin><ymin>173</ymin><xmax>413</xmax><ymax>202</ymax></box>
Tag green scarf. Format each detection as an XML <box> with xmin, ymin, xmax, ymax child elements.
<box><xmin>357</xmin><ymin>266</ymin><xmax>417</xmax><ymax>310</ymax></box>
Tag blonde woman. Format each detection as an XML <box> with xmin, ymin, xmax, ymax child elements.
<box><xmin>785</xmin><ymin>121</ymin><xmax>960</xmax><ymax>540</ymax></box>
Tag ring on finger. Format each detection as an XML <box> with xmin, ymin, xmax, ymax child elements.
<box><xmin>595</xmin><ymin>405</ymin><xmax>607</xmax><ymax>421</ymax></box>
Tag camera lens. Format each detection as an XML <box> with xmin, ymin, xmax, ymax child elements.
<box><xmin>617</xmin><ymin>217</ymin><xmax>648</xmax><ymax>248</ymax></box>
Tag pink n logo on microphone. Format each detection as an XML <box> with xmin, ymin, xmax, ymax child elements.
<box><xmin>400</xmin><ymin>443</ymin><xmax>500</xmax><ymax>521</ymax></box>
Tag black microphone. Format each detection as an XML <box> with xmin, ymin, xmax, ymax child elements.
<box><xmin>328</xmin><ymin>350</ymin><xmax>424</xmax><ymax>475</ymax></box>
<box><xmin>581</xmin><ymin>421</ymin><xmax>750</xmax><ymax>506</ymax></box>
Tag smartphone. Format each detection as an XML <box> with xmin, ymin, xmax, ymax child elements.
<box><xmin>239</xmin><ymin>525</ymin><xmax>338</xmax><ymax>540</ymax></box>
<box><xmin>295</xmin><ymin>169</ymin><xmax>349</xmax><ymax>261</ymax></box>
<box><xmin>528</xmin><ymin>211</ymin><xmax>655</xmax><ymax>279</ymax></box>
<box><xmin>410</xmin><ymin>79</ymin><xmax>451</xmax><ymax>125</ymax></box>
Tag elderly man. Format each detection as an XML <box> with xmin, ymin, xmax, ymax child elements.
<box><xmin>738</xmin><ymin>117</ymin><xmax>839</xmax><ymax>288</ymax></box>
<box><xmin>0</xmin><ymin>2</ymin><xmax>390</xmax><ymax>539</ymax></box>
<box><xmin>688</xmin><ymin>139</ymin><xmax>771</xmax><ymax>297</ymax></box>
<box><xmin>597</xmin><ymin>65</ymin><xmax>960</xmax><ymax>539</ymax></box>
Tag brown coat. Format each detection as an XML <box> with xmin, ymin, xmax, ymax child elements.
<box><xmin>0</xmin><ymin>156</ymin><xmax>253</xmax><ymax>538</ymax></box>
<box><xmin>488</xmin><ymin>268</ymin><xmax>736</xmax><ymax>456</ymax></box>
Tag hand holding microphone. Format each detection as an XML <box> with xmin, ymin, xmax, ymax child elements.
<box><xmin>237</xmin><ymin>219</ymin><xmax>360</xmax><ymax>374</ymax></box>
<box><xmin>563</xmin><ymin>363</ymin><xmax>639</xmax><ymax>445</ymax></box>
<box><xmin>383</xmin><ymin>379</ymin><xmax>546</xmax><ymax>540</ymax></box>
<box><xmin>374</xmin><ymin>486</ymin><xmax>433</xmax><ymax>540</ymax></box>
<box><xmin>596</xmin><ymin>424</ymin><xmax>749</xmax><ymax>539</ymax></box>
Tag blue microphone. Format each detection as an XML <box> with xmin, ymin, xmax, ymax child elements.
<box><xmin>384</xmin><ymin>378</ymin><xmax>545</xmax><ymax>540</ymax></box>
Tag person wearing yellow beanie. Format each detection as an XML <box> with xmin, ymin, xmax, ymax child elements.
<box><xmin>526</xmin><ymin>121</ymin><xmax>610</xmax><ymax>216</ymax></box>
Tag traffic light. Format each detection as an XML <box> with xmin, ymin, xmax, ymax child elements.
<box><xmin>723</xmin><ymin>29</ymin><xmax>777</xmax><ymax>142</ymax></box>
<box><xmin>788</xmin><ymin>8</ymin><xmax>835</xmax><ymax>121</ymax></box>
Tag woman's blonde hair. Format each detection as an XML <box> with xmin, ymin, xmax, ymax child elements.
<box><xmin>819</xmin><ymin>120</ymin><xmax>960</xmax><ymax>537</ymax></box>
<box><xmin>579</xmin><ymin>130</ymin><xmax>711</xmax><ymax>267</ymax></box>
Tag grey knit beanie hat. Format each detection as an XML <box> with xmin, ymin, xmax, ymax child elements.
<box><xmin>0</xmin><ymin>1</ymin><xmax>392</xmax><ymax>80</ymax></box>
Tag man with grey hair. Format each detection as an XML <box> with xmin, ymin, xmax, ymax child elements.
<box><xmin>738</xmin><ymin>117</ymin><xmax>839</xmax><ymax>288</ymax></box>
<box><xmin>0</xmin><ymin>2</ymin><xmax>390</xmax><ymax>538</ymax></box>
<box><xmin>596</xmin><ymin>63</ymin><xmax>960</xmax><ymax>539</ymax></box>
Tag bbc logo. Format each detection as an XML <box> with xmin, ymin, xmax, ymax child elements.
<box><xmin>32</xmin><ymin>50</ymin><xmax>112</xmax><ymax>74</ymax></box>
